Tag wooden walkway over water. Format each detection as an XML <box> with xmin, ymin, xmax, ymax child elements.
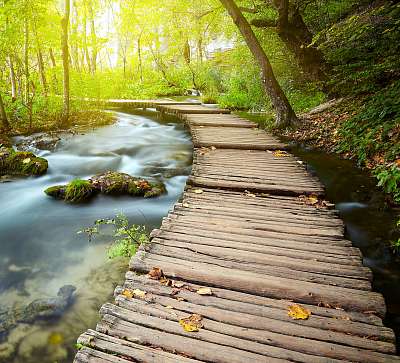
<box><xmin>74</xmin><ymin>101</ymin><xmax>399</xmax><ymax>363</ymax></box>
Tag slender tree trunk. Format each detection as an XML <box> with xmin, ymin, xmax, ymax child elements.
<box><xmin>88</xmin><ymin>0</ymin><xmax>97</xmax><ymax>74</ymax></box>
<box><xmin>49</xmin><ymin>47</ymin><xmax>58</xmax><ymax>93</ymax></box>
<box><xmin>8</xmin><ymin>56</ymin><xmax>17</xmax><ymax>102</ymax></box>
<box><xmin>49</xmin><ymin>47</ymin><xmax>57</xmax><ymax>67</ymax></box>
<box><xmin>37</xmin><ymin>49</ymin><xmax>48</xmax><ymax>95</ymax></box>
<box><xmin>24</xmin><ymin>17</ymin><xmax>29</xmax><ymax>104</ymax></box>
<box><xmin>61</xmin><ymin>0</ymin><xmax>70</xmax><ymax>125</ymax></box>
<box><xmin>0</xmin><ymin>93</ymin><xmax>11</xmax><ymax>131</ymax></box>
<box><xmin>82</xmin><ymin>14</ymin><xmax>92</xmax><ymax>72</ymax></box>
<box><xmin>219</xmin><ymin>0</ymin><xmax>297</xmax><ymax>127</ymax></box>
<box><xmin>137</xmin><ymin>33</ymin><xmax>143</xmax><ymax>83</ymax></box>
<box><xmin>197</xmin><ymin>36</ymin><xmax>203</xmax><ymax>62</ymax></box>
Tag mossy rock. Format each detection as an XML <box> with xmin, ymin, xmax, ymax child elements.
<box><xmin>44</xmin><ymin>185</ymin><xmax>66</xmax><ymax>200</ymax></box>
<box><xmin>64</xmin><ymin>179</ymin><xmax>97</xmax><ymax>203</ymax></box>
<box><xmin>44</xmin><ymin>172</ymin><xmax>166</xmax><ymax>203</ymax></box>
<box><xmin>0</xmin><ymin>147</ymin><xmax>48</xmax><ymax>177</ymax></box>
<box><xmin>90</xmin><ymin>171</ymin><xmax>166</xmax><ymax>198</ymax></box>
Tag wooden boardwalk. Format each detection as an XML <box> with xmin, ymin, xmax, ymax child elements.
<box><xmin>74</xmin><ymin>103</ymin><xmax>399</xmax><ymax>363</ymax></box>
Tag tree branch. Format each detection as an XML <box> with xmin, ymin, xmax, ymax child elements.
<box><xmin>250</xmin><ymin>18</ymin><xmax>277</xmax><ymax>28</ymax></box>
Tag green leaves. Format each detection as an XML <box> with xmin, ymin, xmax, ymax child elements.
<box><xmin>79</xmin><ymin>212</ymin><xmax>150</xmax><ymax>259</ymax></box>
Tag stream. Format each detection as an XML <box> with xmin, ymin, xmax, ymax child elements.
<box><xmin>291</xmin><ymin>145</ymin><xmax>400</xmax><ymax>348</ymax></box>
<box><xmin>0</xmin><ymin>110</ymin><xmax>192</xmax><ymax>362</ymax></box>
<box><xmin>1</xmin><ymin>109</ymin><xmax>399</xmax><ymax>362</ymax></box>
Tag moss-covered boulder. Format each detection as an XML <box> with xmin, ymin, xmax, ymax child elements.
<box><xmin>0</xmin><ymin>147</ymin><xmax>48</xmax><ymax>177</ymax></box>
<box><xmin>44</xmin><ymin>172</ymin><xmax>166</xmax><ymax>203</ymax></box>
<box><xmin>90</xmin><ymin>171</ymin><xmax>165</xmax><ymax>198</ymax></box>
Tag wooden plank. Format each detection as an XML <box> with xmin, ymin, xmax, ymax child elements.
<box><xmin>98</xmin><ymin>313</ymin><xmax>287</xmax><ymax>363</ymax></box>
<box><xmin>130</xmin><ymin>248</ymin><xmax>385</xmax><ymax>316</ymax></box>
<box><xmin>157</xmin><ymin>104</ymin><xmax>231</xmax><ymax>114</ymax></box>
<box><xmin>125</xmin><ymin>271</ymin><xmax>383</xmax><ymax>326</ymax></box>
<box><xmin>113</xmin><ymin>291</ymin><xmax>397</xmax><ymax>360</ymax></box>
<box><xmin>152</xmin><ymin>229</ymin><xmax>361</xmax><ymax>257</ymax></box>
<box><xmin>78</xmin><ymin>330</ymin><xmax>203</xmax><ymax>363</ymax></box>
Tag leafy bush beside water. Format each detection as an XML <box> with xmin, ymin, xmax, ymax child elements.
<box><xmin>79</xmin><ymin>213</ymin><xmax>150</xmax><ymax>259</ymax></box>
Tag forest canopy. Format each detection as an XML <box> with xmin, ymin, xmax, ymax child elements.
<box><xmin>0</xmin><ymin>0</ymin><xmax>399</xmax><ymax>200</ymax></box>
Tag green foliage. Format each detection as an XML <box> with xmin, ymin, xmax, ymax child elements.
<box><xmin>337</xmin><ymin>81</ymin><xmax>400</xmax><ymax>165</ymax></box>
<box><xmin>65</xmin><ymin>179</ymin><xmax>96</xmax><ymax>203</ymax></box>
<box><xmin>313</xmin><ymin>3</ymin><xmax>400</xmax><ymax>94</ymax></box>
<box><xmin>79</xmin><ymin>213</ymin><xmax>150</xmax><ymax>259</ymax></box>
<box><xmin>374</xmin><ymin>165</ymin><xmax>400</xmax><ymax>204</ymax></box>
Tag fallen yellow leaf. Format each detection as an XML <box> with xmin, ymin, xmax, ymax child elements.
<box><xmin>273</xmin><ymin>150</ymin><xmax>290</xmax><ymax>157</ymax></box>
<box><xmin>122</xmin><ymin>288</ymin><xmax>147</xmax><ymax>299</ymax></box>
<box><xmin>308</xmin><ymin>195</ymin><xmax>319</xmax><ymax>205</ymax></box>
<box><xmin>122</xmin><ymin>289</ymin><xmax>134</xmax><ymax>299</ymax></box>
<box><xmin>193</xmin><ymin>189</ymin><xmax>204</xmax><ymax>194</ymax></box>
<box><xmin>197</xmin><ymin>287</ymin><xmax>212</xmax><ymax>296</ymax></box>
<box><xmin>288</xmin><ymin>304</ymin><xmax>311</xmax><ymax>320</ymax></box>
<box><xmin>179</xmin><ymin>314</ymin><xmax>203</xmax><ymax>332</ymax></box>
<box><xmin>48</xmin><ymin>332</ymin><xmax>64</xmax><ymax>345</ymax></box>
<box><xmin>22</xmin><ymin>158</ymin><xmax>31</xmax><ymax>164</ymax></box>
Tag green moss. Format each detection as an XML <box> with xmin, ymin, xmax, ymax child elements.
<box><xmin>144</xmin><ymin>182</ymin><xmax>167</xmax><ymax>198</ymax></box>
<box><xmin>64</xmin><ymin>179</ymin><xmax>96</xmax><ymax>203</ymax></box>
<box><xmin>0</xmin><ymin>148</ymin><xmax>48</xmax><ymax>176</ymax></box>
<box><xmin>44</xmin><ymin>185</ymin><xmax>66</xmax><ymax>200</ymax></box>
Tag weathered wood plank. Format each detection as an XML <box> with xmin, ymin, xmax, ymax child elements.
<box><xmin>77</xmin><ymin>330</ymin><xmax>203</xmax><ymax>363</ymax></box>
<box><xmin>98</xmin><ymin>313</ymin><xmax>287</xmax><ymax>363</ymax></box>
<box><xmin>111</xmin><ymin>294</ymin><xmax>397</xmax><ymax>361</ymax></box>
<box><xmin>125</xmin><ymin>271</ymin><xmax>383</xmax><ymax>326</ymax></box>
<box><xmin>130</xmin><ymin>249</ymin><xmax>385</xmax><ymax>316</ymax></box>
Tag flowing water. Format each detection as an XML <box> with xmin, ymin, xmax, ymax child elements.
<box><xmin>291</xmin><ymin>145</ymin><xmax>400</xmax><ymax>348</ymax></box>
<box><xmin>0</xmin><ymin>110</ymin><xmax>192</xmax><ymax>362</ymax></box>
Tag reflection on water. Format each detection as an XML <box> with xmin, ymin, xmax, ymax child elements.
<box><xmin>0</xmin><ymin>110</ymin><xmax>192</xmax><ymax>362</ymax></box>
<box><xmin>291</xmin><ymin>145</ymin><xmax>400</xmax><ymax>348</ymax></box>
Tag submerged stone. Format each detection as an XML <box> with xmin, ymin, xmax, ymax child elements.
<box><xmin>0</xmin><ymin>285</ymin><xmax>76</xmax><ymax>342</ymax></box>
<box><xmin>0</xmin><ymin>147</ymin><xmax>48</xmax><ymax>177</ymax></box>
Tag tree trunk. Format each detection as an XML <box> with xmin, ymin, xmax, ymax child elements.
<box><xmin>37</xmin><ymin>49</ymin><xmax>48</xmax><ymax>96</ymax></box>
<box><xmin>138</xmin><ymin>33</ymin><xmax>143</xmax><ymax>83</ymax></box>
<box><xmin>8</xmin><ymin>56</ymin><xmax>17</xmax><ymax>102</ymax></box>
<box><xmin>82</xmin><ymin>13</ymin><xmax>92</xmax><ymax>73</ymax></box>
<box><xmin>251</xmin><ymin>0</ymin><xmax>327</xmax><ymax>81</ymax></box>
<box><xmin>61</xmin><ymin>0</ymin><xmax>70</xmax><ymax>125</ymax></box>
<box><xmin>88</xmin><ymin>0</ymin><xmax>97</xmax><ymax>74</ymax></box>
<box><xmin>219</xmin><ymin>0</ymin><xmax>297</xmax><ymax>127</ymax></box>
<box><xmin>0</xmin><ymin>93</ymin><xmax>11</xmax><ymax>131</ymax></box>
<box><xmin>24</xmin><ymin>17</ymin><xmax>29</xmax><ymax>104</ymax></box>
<box><xmin>49</xmin><ymin>47</ymin><xmax>58</xmax><ymax>93</ymax></box>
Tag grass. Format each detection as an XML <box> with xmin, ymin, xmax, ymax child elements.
<box><xmin>65</xmin><ymin>179</ymin><xmax>96</xmax><ymax>203</ymax></box>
